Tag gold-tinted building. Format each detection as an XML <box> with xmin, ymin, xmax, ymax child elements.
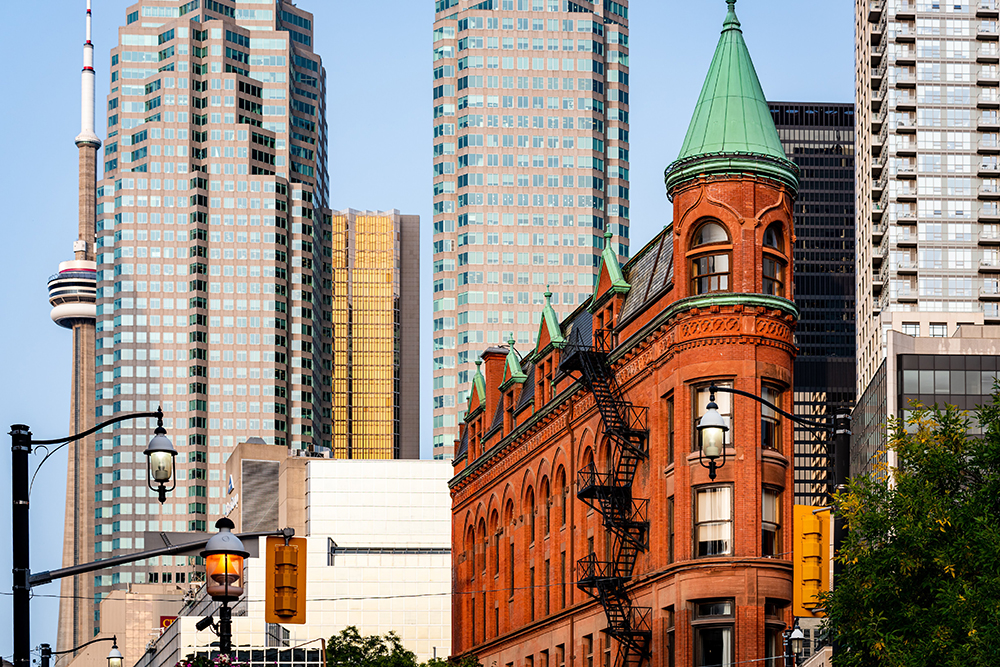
<box><xmin>329</xmin><ymin>209</ymin><xmax>420</xmax><ymax>460</ymax></box>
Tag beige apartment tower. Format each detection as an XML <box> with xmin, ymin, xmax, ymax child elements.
<box><xmin>55</xmin><ymin>0</ymin><xmax>418</xmax><ymax>644</ymax></box>
<box><xmin>856</xmin><ymin>0</ymin><xmax>1000</xmax><ymax>400</ymax></box>
<box><xmin>431</xmin><ymin>0</ymin><xmax>630</xmax><ymax>458</ymax></box>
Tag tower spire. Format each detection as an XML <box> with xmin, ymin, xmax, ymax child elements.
<box><xmin>76</xmin><ymin>0</ymin><xmax>101</xmax><ymax>148</ymax></box>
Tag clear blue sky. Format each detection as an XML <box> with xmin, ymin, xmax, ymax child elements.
<box><xmin>0</xmin><ymin>0</ymin><xmax>853</xmax><ymax>657</ymax></box>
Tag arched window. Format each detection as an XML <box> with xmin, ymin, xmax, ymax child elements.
<box><xmin>689</xmin><ymin>221</ymin><xmax>732</xmax><ymax>295</ymax></box>
<box><xmin>762</xmin><ymin>223</ymin><xmax>787</xmax><ymax>296</ymax></box>
<box><xmin>526</xmin><ymin>487</ymin><xmax>536</xmax><ymax>546</ymax></box>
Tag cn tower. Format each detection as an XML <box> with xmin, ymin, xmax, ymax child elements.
<box><xmin>48</xmin><ymin>0</ymin><xmax>101</xmax><ymax>654</ymax></box>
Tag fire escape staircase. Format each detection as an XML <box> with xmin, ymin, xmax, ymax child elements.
<box><xmin>563</xmin><ymin>329</ymin><xmax>651</xmax><ymax>667</ymax></box>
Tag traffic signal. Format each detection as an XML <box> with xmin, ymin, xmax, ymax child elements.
<box><xmin>265</xmin><ymin>536</ymin><xmax>307</xmax><ymax>624</ymax></box>
<box><xmin>793</xmin><ymin>505</ymin><xmax>830</xmax><ymax>617</ymax></box>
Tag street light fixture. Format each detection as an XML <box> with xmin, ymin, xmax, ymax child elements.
<box><xmin>143</xmin><ymin>422</ymin><xmax>177</xmax><ymax>503</ymax></box>
<box><xmin>697</xmin><ymin>391</ymin><xmax>729</xmax><ymax>480</ymax></box>
<box><xmin>106</xmin><ymin>640</ymin><xmax>124</xmax><ymax>667</ymax></box>
<box><xmin>201</xmin><ymin>517</ymin><xmax>250</xmax><ymax>656</ymax></box>
<box><xmin>784</xmin><ymin>619</ymin><xmax>805</xmax><ymax>666</ymax></box>
<box><xmin>38</xmin><ymin>635</ymin><xmax>122</xmax><ymax>667</ymax></box>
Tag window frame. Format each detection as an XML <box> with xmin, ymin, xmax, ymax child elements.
<box><xmin>694</xmin><ymin>484</ymin><xmax>733</xmax><ymax>558</ymax></box>
<box><xmin>760</xmin><ymin>383</ymin><xmax>783</xmax><ymax>452</ymax></box>
<box><xmin>761</xmin><ymin>486</ymin><xmax>782</xmax><ymax>557</ymax></box>
<box><xmin>761</xmin><ymin>223</ymin><xmax>788</xmax><ymax>296</ymax></box>
<box><xmin>687</xmin><ymin>220</ymin><xmax>733</xmax><ymax>296</ymax></box>
<box><xmin>692</xmin><ymin>599</ymin><xmax>735</xmax><ymax>667</ymax></box>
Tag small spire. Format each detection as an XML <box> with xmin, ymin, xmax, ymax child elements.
<box><xmin>723</xmin><ymin>0</ymin><xmax>741</xmax><ymax>31</ymax></box>
<box><xmin>475</xmin><ymin>359</ymin><xmax>482</xmax><ymax>368</ymax></box>
<box><xmin>508</xmin><ymin>333</ymin><xmax>516</xmax><ymax>347</ymax></box>
<box><xmin>544</xmin><ymin>288</ymin><xmax>552</xmax><ymax>301</ymax></box>
<box><xmin>604</xmin><ymin>230</ymin><xmax>613</xmax><ymax>240</ymax></box>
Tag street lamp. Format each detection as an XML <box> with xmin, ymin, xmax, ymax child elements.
<box><xmin>697</xmin><ymin>391</ymin><xmax>729</xmax><ymax>480</ymax></box>
<box><xmin>9</xmin><ymin>409</ymin><xmax>171</xmax><ymax>667</ymax></box>
<box><xmin>201</xmin><ymin>517</ymin><xmax>250</xmax><ymax>656</ymax></box>
<box><xmin>144</xmin><ymin>422</ymin><xmax>177</xmax><ymax>502</ymax></box>
<box><xmin>38</xmin><ymin>636</ymin><xmax>122</xmax><ymax>667</ymax></box>
<box><xmin>784</xmin><ymin>620</ymin><xmax>805</xmax><ymax>666</ymax></box>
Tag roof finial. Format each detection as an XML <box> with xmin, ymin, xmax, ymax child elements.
<box><xmin>508</xmin><ymin>333</ymin><xmax>516</xmax><ymax>347</ymax></box>
<box><xmin>724</xmin><ymin>0</ymin><xmax>741</xmax><ymax>30</ymax></box>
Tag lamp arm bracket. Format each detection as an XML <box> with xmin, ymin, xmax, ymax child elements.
<box><xmin>49</xmin><ymin>636</ymin><xmax>117</xmax><ymax>656</ymax></box>
<box><xmin>30</xmin><ymin>409</ymin><xmax>163</xmax><ymax>446</ymax></box>
<box><xmin>709</xmin><ymin>385</ymin><xmax>829</xmax><ymax>430</ymax></box>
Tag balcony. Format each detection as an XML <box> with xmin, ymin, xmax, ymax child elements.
<box><xmin>895</xmin><ymin>118</ymin><xmax>917</xmax><ymax>133</ymax></box>
<box><xmin>980</xmin><ymin>230</ymin><xmax>1000</xmax><ymax>244</ymax></box>
<box><xmin>872</xmin><ymin>152</ymin><xmax>887</xmax><ymax>177</ymax></box>
<box><xmin>873</xmin><ymin>176</ymin><xmax>888</xmax><ymax>198</ymax></box>
<box><xmin>979</xmin><ymin>259</ymin><xmax>1000</xmax><ymax>272</ymax></box>
<box><xmin>895</xmin><ymin>23</ymin><xmax>916</xmax><ymax>42</ymax></box>
<box><xmin>979</xmin><ymin>161</ymin><xmax>1000</xmax><ymax>176</ymax></box>
<box><xmin>872</xmin><ymin>106</ymin><xmax>887</xmax><ymax>132</ymax></box>
<box><xmin>869</xmin><ymin>0</ymin><xmax>884</xmax><ymax>22</ymax></box>
<box><xmin>896</xmin><ymin>230</ymin><xmax>918</xmax><ymax>247</ymax></box>
<box><xmin>872</xmin><ymin>127</ymin><xmax>887</xmax><ymax>156</ymax></box>
<box><xmin>896</xmin><ymin>185</ymin><xmax>918</xmax><ymax>202</ymax></box>
<box><xmin>896</xmin><ymin>163</ymin><xmax>917</xmax><ymax>178</ymax></box>
<box><xmin>894</xmin><ymin>71</ymin><xmax>917</xmax><ymax>88</ymax></box>
<box><xmin>873</xmin><ymin>244</ymin><xmax>888</xmax><ymax>265</ymax></box>
<box><xmin>896</xmin><ymin>0</ymin><xmax>916</xmax><ymax>20</ymax></box>
<box><xmin>897</xmin><ymin>139</ymin><xmax>918</xmax><ymax>156</ymax></box>
<box><xmin>980</xmin><ymin>44</ymin><xmax>1000</xmax><ymax>62</ymax></box>
<box><xmin>981</xmin><ymin>114</ymin><xmax>1000</xmax><ymax>131</ymax></box>
<box><xmin>897</xmin><ymin>209</ymin><xmax>918</xmax><ymax>224</ymax></box>
<box><xmin>980</xmin><ymin>89</ymin><xmax>1000</xmax><ymax>107</ymax></box>
<box><xmin>897</xmin><ymin>261</ymin><xmax>919</xmax><ymax>275</ymax></box>
<box><xmin>895</xmin><ymin>91</ymin><xmax>917</xmax><ymax>111</ymax></box>
<box><xmin>978</xmin><ymin>22</ymin><xmax>999</xmax><ymax>39</ymax></box>
<box><xmin>981</xmin><ymin>204</ymin><xmax>1000</xmax><ymax>220</ymax></box>
<box><xmin>872</xmin><ymin>76</ymin><xmax>888</xmax><ymax>111</ymax></box>
<box><xmin>872</xmin><ymin>267</ymin><xmax>887</xmax><ymax>295</ymax></box>
<box><xmin>980</xmin><ymin>286</ymin><xmax>1000</xmax><ymax>299</ymax></box>
<box><xmin>872</xmin><ymin>204</ymin><xmax>885</xmax><ymax>223</ymax></box>
<box><xmin>872</xmin><ymin>222</ymin><xmax>886</xmax><ymax>244</ymax></box>
<box><xmin>979</xmin><ymin>0</ymin><xmax>1000</xmax><ymax>18</ymax></box>
<box><xmin>979</xmin><ymin>70</ymin><xmax>1000</xmax><ymax>86</ymax></box>
<box><xmin>871</xmin><ymin>45</ymin><xmax>885</xmax><ymax>66</ymax></box>
<box><xmin>981</xmin><ymin>184</ymin><xmax>1000</xmax><ymax>199</ymax></box>
<box><xmin>895</xmin><ymin>46</ymin><xmax>916</xmax><ymax>66</ymax></box>
<box><xmin>872</xmin><ymin>13</ymin><xmax>887</xmax><ymax>44</ymax></box>
<box><xmin>872</xmin><ymin>64</ymin><xmax>886</xmax><ymax>88</ymax></box>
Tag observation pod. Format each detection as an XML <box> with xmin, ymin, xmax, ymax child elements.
<box><xmin>48</xmin><ymin>259</ymin><xmax>98</xmax><ymax>328</ymax></box>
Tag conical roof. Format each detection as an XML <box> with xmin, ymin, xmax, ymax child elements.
<box><xmin>665</xmin><ymin>0</ymin><xmax>798</xmax><ymax>195</ymax></box>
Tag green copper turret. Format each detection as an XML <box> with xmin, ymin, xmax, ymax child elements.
<box><xmin>665</xmin><ymin>0</ymin><xmax>798</xmax><ymax>197</ymax></box>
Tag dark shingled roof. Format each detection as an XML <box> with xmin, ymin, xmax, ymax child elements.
<box><xmin>619</xmin><ymin>228</ymin><xmax>674</xmax><ymax>324</ymax></box>
<box><xmin>515</xmin><ymin>361</ymin><xmax>536</xmax><ymax>412</ymax></box>
<box><xmin>559</xmin><ymin>308</ymin><xmax>594</xmax><ymax>373</ymax></box>
<box><xmin>456</xmin><ymin>426</ymin><xmax>468</xmax><ymax>460</ymax></box>
<box><xmin>487</xmin><ymin>389</ymin><xmax>505</xmax><ymax>435</ymax></box>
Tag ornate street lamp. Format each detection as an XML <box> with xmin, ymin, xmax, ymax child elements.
<box><xmin>106</xmin><ymin>639</ymin><xmax>124</xmax><ymax>667</ymax></box>
<box><xmin>143</xmin><ymin>421</ymin><xmax>177</xmax><ymax>503</ymax></box>
<box><xmin>784</xmin><ymin>620</ymin><xmax>805</xmax><ymax>666</ymax></box>
<box><xmin>697</xmin><ymin>391</ymin><xmax>729</xmax><ymax>480</ymax></box>
<box><xmin>201</xmin><ymin>517</ymin><xmax>250</xmax><ymax>656</ymax></box>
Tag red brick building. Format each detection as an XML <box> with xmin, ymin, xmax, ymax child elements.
<box><xmin>449</xmin><ymin>3</ymin><xmax>801</xmax><ymax>666</ymax></box>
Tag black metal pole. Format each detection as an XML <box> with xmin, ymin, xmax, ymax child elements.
<box><xmin>831</xmin><ymin>410</ymin><xmax>852</xmax><ymax>657</ymax></box>
<box><xmin>218</xmin><ymin>602</ymin><xmax>233</xmax><ymax>656</ymax></box>
<box><xmin>11</xmin><ymin>424</ymin><xmax>32</xmax><ymax>667</ymax></box>
<box><xmin>40</xmin><ymin>644</ymin><xmax>51</xmax><ymax>667</ymax></box>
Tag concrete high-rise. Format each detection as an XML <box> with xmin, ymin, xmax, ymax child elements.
<box><xmin>48</xmin><ymin>0</ymin><xmax>101</xmax><ymax>655</ymax></box>
<box><xmin>770</xmin><ymin>101</ymin><xmax>857</xmax><ymax>505</ymax></box>
<box><xmin>856</xmin><ymin>0</ymin><xmax>1000</xmax><ymax>398</ymax></box>
<box><xmin>431</xmin><ymin>0</ymin><xmax>630</xmax><ymax>459</ymax></box>
<box><xmin>75</xmin><ymin>0</ymin><xmax>417</xmax><ymax>630</ymax></box>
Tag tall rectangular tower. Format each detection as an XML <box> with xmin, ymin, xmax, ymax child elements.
<box><xmin>92</xmin><ymin>0</ymin><xmax>330</xmax><ymax>610</ymax></box>
<box><xmin>431</xmin><ymin>0</ymin><xmax>630</xmax><ymax>459</ymax></box>
<box><xmin>770</xmin><ymin>101</ymin><xmax>857</xmax><ymax>504</ymax></box>
<box><xmin>856</xmin><ymin>0</ymin><xmax>1000</xmax><ymax>398</ymax></box>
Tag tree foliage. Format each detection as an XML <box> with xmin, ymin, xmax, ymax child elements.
<box><xmin>821</xmin><ymin>401</ymin><xmax>1000</xmax><ymax>667</ymax></box>
<box><xmin>326</xmin><ymin>626</ymin><xmax>481</xmax><ymax>667</ymax></box>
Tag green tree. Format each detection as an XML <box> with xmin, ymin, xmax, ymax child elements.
<box><xmin>821</xmin><ymin>401</ymin><xmax>1000</xmax><ymax>667</ymax></box>
<box><xmin>326</xmin><ymin>626</ymin><xmax>481</xmax><ymax>667</ymax></box>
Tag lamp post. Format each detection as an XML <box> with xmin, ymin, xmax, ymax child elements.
<box><xmin>9</xmin><ymin>409</ymin><xmax>174</xmax><ymax>667</ymax></box>
<box><xmin>201</xmin><ymin>517</ymin><xmax>250</xmax><ymax>656</ymax></box>
<box><xmin>39</xmin><ymin>635</ymin><xmax>123</xmax><ymax>667</ymax></box>
<box><xmin>784</xmin><ymin>620</ymin><xmax>805</xmax><ymax>667</ymax></box>
<box><xmin>696</xmin><ymin>391</ymin><xmax>730</xmax><ymax>480</ymax></box>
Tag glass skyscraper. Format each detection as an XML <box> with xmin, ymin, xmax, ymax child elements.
<box><xmin>431</xmin><ymin>0</ymin><xmax>630</xmax><ymax>459</ymax></box>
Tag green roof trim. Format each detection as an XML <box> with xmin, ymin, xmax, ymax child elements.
<box><xmin>590</xmin><ymin>231</ymin><xmax>630</xmax><ymax>308</ymax></box>
<box><xmin>502</xmin><ymin>335</ymin><xmax>527</xmax><ymax>386</ymax></box>
<box><xmin>468</xmin><ymin>359</ymin><xmax>487</xmax><ymax>413</ymax></box>
<box><xmin>537</xmin><ymin>289</ymin><xmax>566</xmax><ymax>351</ymax></box>
<box><xmin>661</xmin><ymin>292</ymin><xmax>799</xmax><ymax>323</ymax></box>
<box><xmin>665</xmin><ymin>0</ymin><xmax>798</xmax><ymax>195</ymax></box>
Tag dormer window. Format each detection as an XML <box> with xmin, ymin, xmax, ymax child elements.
<box><xmin>689</xmin><ymin>221</ymin><xmax>732</xmax><ymax>295</ymax></box>
<box><xmin>762</xmin><ymin>223</ymin><xmax>787</xmax><ymax>297</ymax></box>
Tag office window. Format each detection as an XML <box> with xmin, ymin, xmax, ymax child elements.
<box><xmin>693</xmin><ymin>600</ymin><xmax>734</xmax><ymax>667</ymax></box>
<box><xmin>695</xmin><ymin>486</ymin><xmax>732</xmax><ymax>556</ymax></box>
<box><xmin>762</xmin><ymin>488</ymin><xmax>781</xmax><ymax>557</ymax></box>
<box><xmin>929</xmin><ymin>323</ymin><xmax>947</xmax><ymax>337</ymax></box>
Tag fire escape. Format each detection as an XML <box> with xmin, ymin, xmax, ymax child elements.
<box><xmin>563</xmin><ymin>328</ymin><xmax>651</xmax><ymax>667</ymax></box>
